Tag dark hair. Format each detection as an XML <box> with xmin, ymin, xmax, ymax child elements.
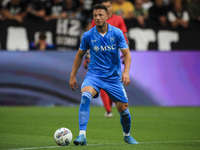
<box><xmin>93</xmin><ymin>4</ymin><xmax>108</xmax><ymax>13</ymax></box>
<box><xmin>39</xmin><ymin>32</ymin><xmax>46</xmax><ymax>40</ymax></box>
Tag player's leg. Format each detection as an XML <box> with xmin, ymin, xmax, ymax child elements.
<box><xmin>105</xmin><ymin>81</ymin><xmax>138</xmax><ymax>144</ymax></box>
<box><xmin>114</xmin><ymin>101</ymin><xmax>138</xmax><ymax>144</ymax></box>
<box><xmin>115</xmin><ymin>102</ymin><xmax>131</xmax><ymax>136</ymax></box>
<box><xmin>109</xmin><ymin>98</ymin><xmax>113</xmax><ymax>109</ymax></box>
<box><xmin>100</xmin><ymin>89</ymin><xmax>113</xmax><ymax>117</ymax></box>
<box><xmin>74</xmin><ymin>86</ymin><xmax>97</xmax><ymax>146</ymax></box>
<box><xmin>109</xmin><ymin>98</ymin><xmax>113</xmax><ymax>114</ymax></box>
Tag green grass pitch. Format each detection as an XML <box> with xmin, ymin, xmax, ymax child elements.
<box><xmin>0</xmin><ymin>106</ymin><xmax>200</xmax><ymax>150</ymax></box>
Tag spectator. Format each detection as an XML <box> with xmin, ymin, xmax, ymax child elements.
<box><xmin>30</xmin><ymin>32</ymin><xmax>55</xmax><ymax>51</ymax></box>
<box><xmin>62</xmin><ymin>0</ymin><xmax>82</xmax><ymax>19</ymax></box>
<box><xmin>26</xmin><ymin>0</ymin><xmax>46</xmax><ymax>20</ymax></box>
<box><xmin>0</xmin><ymin>0</ymin><xmax>4</xmax><ymax>21</ymax></box>
<box><xmin>131</xmin><ymin>0</ymin><xmax>148</xmax><ymax>27</ymax></box>
<box><xmin>142</xmin><ymin>0</ymin><xmax>153</xmax><ymax>12</ymax></box>
<box><xmin>3</xmin><ymin>0</ymin><xmax>27</xmax><ymax>23</ymax></box>
<box><xmin>167</xmin><ymin>1</ymin><xmax>189</xmax><ymax>29</ymax></box>
<box><xmin>112</xmin><ymin>0</ymin><xmax>134</xmax><ymax>19</ymax></box>
<box><xmin>45</xmin><ymin>0</ymin><xmax>66</xmax><ymax>21</ymax></box>
<box><xmin>149</xmin><ymin>0</ymin><xmax>168</xmax><ymax>26</ymax></box>
<box><xmin>79</xmin><ymin>0</ymin><xmax>101</xmax><ymax>29</ymax></box>
<box><xmin>186</xmin><ymin>0</ymin><xmax>200</xmax><ymax>23</ymax></box>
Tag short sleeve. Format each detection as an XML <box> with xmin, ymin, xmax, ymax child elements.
<box><xmin>79</xmin><ymin>33</ymin><xmax>90</xmax><ymax>51</ymax></box>
<box><xmin>117</xmin><ymin>29</ymin><xmax>129</xmax><ymax>49</ymax></box>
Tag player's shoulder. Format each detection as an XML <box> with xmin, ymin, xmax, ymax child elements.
<box><xmin>109</xmin><ymin>24</ymin><xmax>123</xmax><ymax>33</ymax></box>
<box><xmin>82</xmin><ymin>27</ymin><xmax>95</xmax><ymax>38</ymax></box>
<box><xmin>108</xmin><ymin>24</ymin><xmax>124</xmax><ymax>40</ymax></box>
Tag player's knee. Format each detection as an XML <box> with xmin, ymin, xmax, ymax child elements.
<box><xmin>81</xmin><ymin>86</ymin><xmax>97</xmax><ymax>98</ymax></box>
<box><xmin>116</xmin><ymin>102</ymin><xmax>128</xmax><ymax>112</ymax></box>
<box><xmin>81</xmin><ymin>92</ymin><xmax>92</xmax><ymax>104</ymax></box>
<box><xmin>119</xmin><ymin>108</ymin><xmax>130</xmax><ymax>116</ymax></box>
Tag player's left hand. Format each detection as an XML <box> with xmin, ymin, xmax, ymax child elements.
<box><xmin>121</xmin><ymin>72</ymin><xmax>130</xmax><ymax>87</ymax></box>
<box><xmin>69</xmin><ymin>76</ymin><xmax>78</xmax><ymax>91</ymax></box>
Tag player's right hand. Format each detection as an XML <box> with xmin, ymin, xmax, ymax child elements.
<box><xmin>69</xmin><ymin>76</ymin><xmax>78</xmax><ymax>91</ymax></box>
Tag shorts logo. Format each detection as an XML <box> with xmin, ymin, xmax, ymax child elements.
<box><xmin>93</xmin><ymin>45</ymin><xmax>99</xmax><ymax>52</ymax></box>
<box><xmin>110</xmin><ymin>37</ymin><xmax>115</xmax><ymax>42</ymax></box>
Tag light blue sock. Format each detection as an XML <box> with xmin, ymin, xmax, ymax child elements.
<box><xmin>119</xmin><ymin>108</ymin><xmax>131</xmax><ymax>134</ymax></box>
<box><xmin>79</xmin><ymin>92</ymin><xmax>92</xmax><ymax>131</ymax></box>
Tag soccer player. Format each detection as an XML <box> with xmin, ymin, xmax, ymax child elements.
<box><xmin>89</xmin><ymin>0</ymin><xmax>128</xmax><ymax>118</ymax></box>
<box><xmin>69</xmin><ymin>4</ymin><xmax>138</xmax><ymax>145</ymax></box>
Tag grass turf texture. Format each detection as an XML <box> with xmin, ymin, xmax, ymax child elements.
<box><xmin>0</xmin><ymin>106</ymin><xmax>200</xmax><ymax>150</ymax></box>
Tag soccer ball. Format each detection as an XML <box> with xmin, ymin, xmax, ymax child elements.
<box><xmin>54</xmin><ymin>127</ymin><xmax>73</xmax><ymax>146</ymax></box>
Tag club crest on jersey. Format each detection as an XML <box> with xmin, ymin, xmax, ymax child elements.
<box><xmin>110</xmin><ymin>37</ymin><xmax>115</xmax><ymax>42</ymax></box>
<box><xmin>93</xmin><ymin>46</ymin><xmax>99</xmax><ymax>52</ymax></box>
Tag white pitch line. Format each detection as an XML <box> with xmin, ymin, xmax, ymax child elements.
<box><xmin>8</xmin><ymin>146</ymin><xmax>61</xmax><ymax>150</ymax></box>
<box><xmin>139</xmin><ymin>140</ymin><xmax>200</xmax><ymax>144</ymax></box>
<box><xmin>8</xmin><ymin>140</ymin><xmax>200</xmax><ymax>150</ymax></box>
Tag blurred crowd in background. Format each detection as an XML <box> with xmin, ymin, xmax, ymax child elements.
<box><xmin>0</xmin><ymin>0</ymin><xmax>200</xmax><ymax>30</ymax></box>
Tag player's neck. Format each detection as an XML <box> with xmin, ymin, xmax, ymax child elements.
<box><xmin>97</xmin><ymin>23</ymin><xmax>108</xmax><ymax>34</ymax></box>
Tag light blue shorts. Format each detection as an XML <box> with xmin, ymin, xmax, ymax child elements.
<box><xmin>81</xmin><ymin>75</ymin><xmax>128</xmax><ymax>103</ymax></box>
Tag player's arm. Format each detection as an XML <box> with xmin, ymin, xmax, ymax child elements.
<box><xmin>120</xmin><ymin>48</ymin><xmax>131</xmax><ymax>87</ymax></box>
<box><xmin>69</xmin><ymin>49</ymin><xmax>86</xmax><ymax>91</ymax></box>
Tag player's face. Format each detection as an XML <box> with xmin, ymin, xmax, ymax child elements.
<box><xmin>93</xmin><ymin>9</ymin><xmax>108</xmax><ymax>28</ymax></box>
<box><xmin>102</xmin><ymin>2</ymin><xmax>112</xmax><ymax>16</ymax></box>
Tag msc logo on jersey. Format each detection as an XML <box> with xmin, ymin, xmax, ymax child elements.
<box><xmin>101</xmin><ymin>44</ymin><xmax>116</xmax><ymax>51</ymax></box>
<box><xmin>93</xmin><ymin>44</ymin><xmax>116</xmax><ymax>52</ymax></box>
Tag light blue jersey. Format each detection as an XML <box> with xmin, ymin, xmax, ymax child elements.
<box><xmin>80</xmin><ymin>23</ymin><xmax>129</xmax><ymax>102</ymax></box>
<box><xmin>80</xmin><ymin>23</ymin><xmax>128</xmax><ymax>81</ymax></box>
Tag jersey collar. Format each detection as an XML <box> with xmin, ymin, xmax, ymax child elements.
<box><xmin>94</xmin><ymin>23</ymin><xmax>112</xmax><ymax>33</ymax></box>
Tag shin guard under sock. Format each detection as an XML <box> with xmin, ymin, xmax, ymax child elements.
<box><xmin>79</xmin><ymin>92</ymin><xmax>92</xmax><ymax>131</ymax></box>
<box><xmin>119</xmin><ymin>108</ymin><xmax>131</xmax><ymax>134</ymax></box>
